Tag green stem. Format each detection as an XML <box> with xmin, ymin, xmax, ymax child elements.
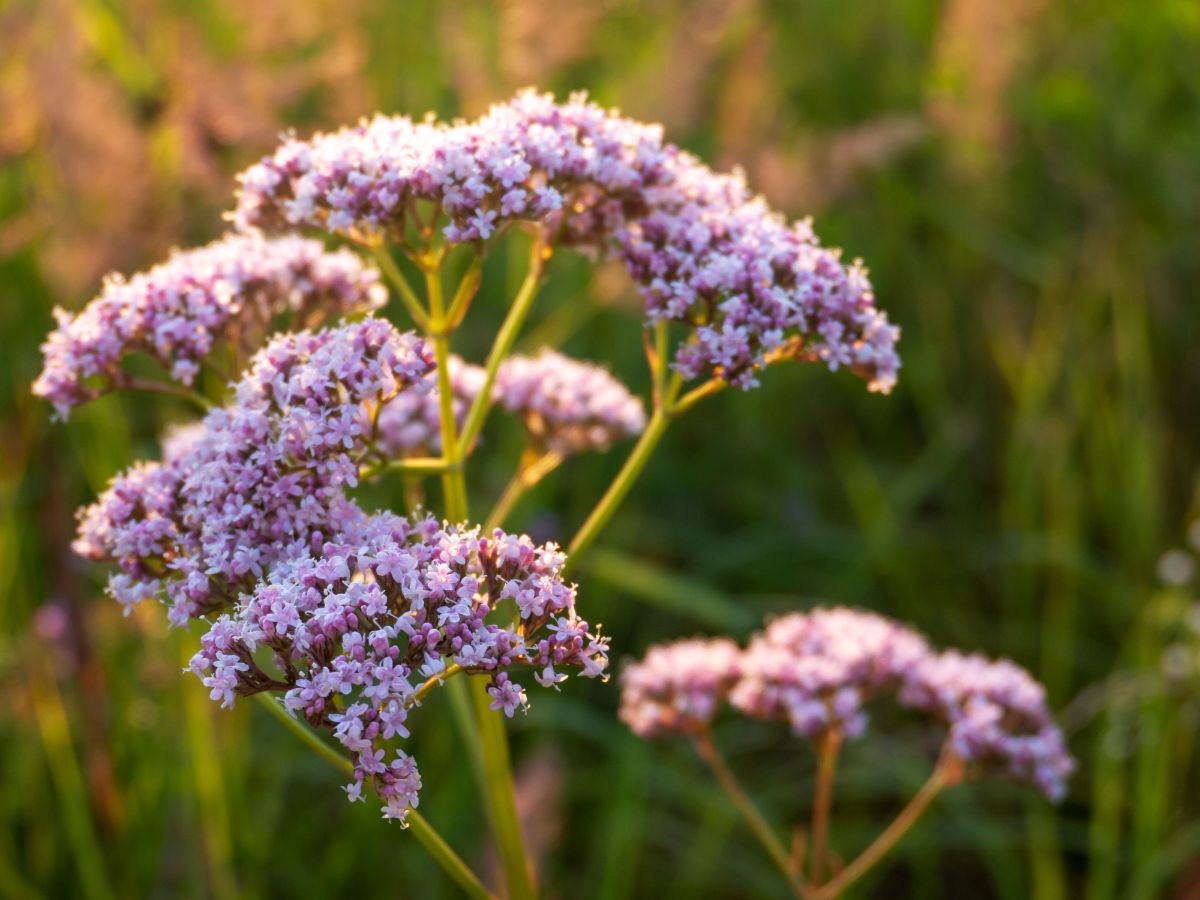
<box><xmin>485</xmin><ymin>450</ymin><xmax>563</xmax><ymax>532</ymax></box>
<box><xmin>254</xmin><ymin>695</ymin><xmax>494</xmax><ymax>900</ymax></box>
<box><xmin>425</xmin><ymin>264</ymin><xmax>470</xmax><ymax>521</ymax></box>
<box><xmin>470</xmin><ymin>675</ymin><xmax>537</xmax><ymax>900</ymax></box>
<box><xmin>692</xmin><ymin>731</ymin><xmax>809</xmax><ymax>900</ymax></box>
<box><xmin>422</xmin><ymin>254</ymin><xmax>535</xmax><ymax>900</ymax></box>
<box><xmin>444</xmin><ymin>254</ymin><xmax>485</xmax><ymax>333</ymax></box>
<box><xmin>563</xmin><ymin>403</ymin><xmax>672</xmax><ymax>577</ymax></box>
<box><xmin>813</xmin><ymin>755</ymin><xmax>960</xmax><ymax>900</ymax></box>
<box><xmin>373</xmin><ymin>246</ymin><xmax>431</xmax><ymax>331</ymax></box>
<box><xmin>120</xmin><ymin>376</ymin><xmax>213</xmax><ymax>413</ymax></box>
<box><xmin>361</xmin><ymin>456</ymin><xmax>455</xmax><ymax>481</ymax></box>
<box><xmin>456</xmin><ymin>242</ymin><xmax>550</xmax><ymax>458</ymax></box>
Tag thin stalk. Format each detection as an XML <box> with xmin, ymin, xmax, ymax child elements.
<box><xmin>671</xmin><ymin>377</ymin><xmax>726</xmax><ymax>418</ymax></box>
<box><xmin>254</xmin><ymin>695</ymin><xmax>493</xmax><ymax>900</ymax></box>
<box><xmin>456</xmin><ymin>242</ymin><xmax>550</xmax><ymax>457</ymax></box>
<box><xmin>361</xmin><ymin>456</ymin><xmax>455</xmax><ymax>481</ymax></box>
<box><xmin>692</xmin><ymin>731</ymin><xmax>809</xmax><ymax>900</ymax></box>
<box><xmin>810</xmin><ymin>727</ymin><xmax>843</xmax><ymax>886</ymax></box>
<box><xmin>563</xmin><ymin>404</ymin><xmax>671</xmax><ymax>577</ymax></box>
<box><xmin>444</xmin><ymin>254</ymin><xmax>485</xmax><ymax>333</ymax></box>
<box><xmin>469</xmin><ymin>675</ymin><xmax>537</xmax><ymax>900</ymax></box>
<box><xmin>407</xmin><ymin>664</ymin><xmax>465</xmax><ymax>707</ymax></box>
<box><xmin>423</xmin><ymin>254</ymin><xmax>535</xmax><ymax>900</ymax></box>
<box><xmin>426</xmin><ymin>263</ymin><xmax>469</xmax><ymax>521</ymax></box>
<box><xmin>814</xmin><ymin>755</ymin><xmax>961</xmax><ymax>900</ymax></box>
<box><xmin>119</xmin><ymin>376</ymin><xmax>213</xmax><ymax>413</ymax></box>
<box><xmin>485</xmin><ymin>450</ymin><xmax>563</xmax><ymax>531</ymax></box>
<box><xmin>373</xmin><ymin>246</ymin><xmax>431</xmax><ymax>331</ymax></box>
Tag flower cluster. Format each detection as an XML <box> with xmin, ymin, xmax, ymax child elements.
<box><xmin>730</xmin><ymin>608</ymin><xmax>930</xmax><ymax>739</ymax></box>
<box><xmin>233</xmin><ymin>90</ymin><xmax>899</xmax><ymax>393</ymax></box>
<box><xmin>494</xmin><ymin>349</ymin><xmax>646</xmax><ymax>456</ymax></box>
<box><xmin>374</xmin><ymin>354</ymin><xmax>486</xmax><ymax>457</ymax></box>
<box><xmin>188</xmin><ymin>510</ymin><xmax>609</xmax><ymax>821</ymax></box>
<box><xmin>619</xmin><ymin>606</ymin><xmax>1074</xmax><ymax>799</ymax></box>
<box><xmin>74</xmin><ymin>319</ymin><xmax>433</xmax><ymax>624</ymax></box>
<box><xmin>618</xmin><ymin>637</ymin><xmax>742</xmax><ymax>738</ymax></box>
<box><xmin>34</xmin><ymin>233</ymin><xmax>387</xmax><ymax>417</ymax></box>
<box><xmin>899</xmin><ymin>652</ymin><xmax>1074</xmax><ymax>800</ymax></box>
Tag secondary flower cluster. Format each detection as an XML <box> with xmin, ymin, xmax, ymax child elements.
<box><xmin>493</xmin><ymin>349</ymin><xmax>647</xmax><ymax>456</ymax></box>
<box><xmin>233</xmin><ymin>90</ymin><xmax>900</xmax><ymax>393</ymax></box>
<box><xmin>619</xmin><ymin>607</ymin><xmax>1074</xmax><ymax>800</ymax></box>
<box><xmin>618</xmin><ymin>637</ymin><xmax>742</xmax><ymax>738</ymax></box>
<box><xmin>373</xmin><ymin>348</ymin><xmax>646</xmax><ymax>460</ymax></box>
<box><xmin>74</xmin><ymin>318</ymin><xmax>433</xmax><ymax>625</ymax></box>
<box><xmin>188</xmin><ymin>510</ymin><xmax>609</xmax><ymax>821</ymax></box>
<box><xmin>34</xmin><ymin>233</ymin><xmax>386</xmax><ymax>417</ymax></box>
<box><xmin>731</xmin><ymin>608</ymin><xmax>931</xmax><ymax>740</ymax></box>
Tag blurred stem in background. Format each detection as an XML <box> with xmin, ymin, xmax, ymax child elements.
<box><xmin>691</xmin><ymin>729</ymin><xmax>808</xmax><ymax>899</ymax></box>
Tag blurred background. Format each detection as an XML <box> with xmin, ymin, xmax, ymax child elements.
<box><xmin>2</xmin><ymin>0</ymin><xmax>1199</xmax><ymax>897</ymax></box>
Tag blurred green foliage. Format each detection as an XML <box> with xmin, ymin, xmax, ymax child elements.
<box><xmin>2</xmin><ymin>0</ymin><xmax>1200</xmax><ymax>897</ymax></box>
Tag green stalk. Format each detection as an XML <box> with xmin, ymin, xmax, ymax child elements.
<box><xmin>426</xmin><ymin>264</ymin><xmax>470</xmax><ymax>520</ymax></box>
<box><xmin>254</xmin><ymin>696</ymin><xmax>493</xmax><ymax>900</ymax></box>
<box><xmin>564</xmin><ymin>404</ymin><xmax>671</xmax><ymax>577</ymax></box>
<box><xmin>469</xmin><ymin>675</ymin><xmax>537</xmax><ymax>900</ymax></box>
<box><xmin>456</xmin><ymin>243</ymin><xmax>549</xmax><ymax>457</ymax></box>
<box><xmin>373</xmin><ymin>246</ymin><xmax>430</xmax><ymax>331</ymax></box>
<box><xmin>424</xmin><ymin>254</ymin><xmax>537</xmax><ymax>900</ymax></box>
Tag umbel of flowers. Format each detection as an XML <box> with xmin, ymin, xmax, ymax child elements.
<box><xmin>36</xmin><ymin>89</ymin><xmax>922</xmax><ymax>898</ymax></box>
<box><xmin>620</xmin><ymin>607</ymin><xmax>1074</xmax><ymax>897</ymax></box>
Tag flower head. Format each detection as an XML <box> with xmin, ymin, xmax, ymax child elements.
<box><xmin>899</xmin><ymin>651</ymin><xmax>1075</xmax><ymax>800</ymax></box>
<box><xmin>494</xmin><ymin>349</ymin><xmax>645</xmax><ymax>456</ymax></box>
<box><xmin>233</xmin><ymin>90</ymin><xmax>899</xmax><ymax>393</ymax></box>
<box><xmin>618</xmin><ymin>637</ymin><xmax>742</xmax><ymax>738</ymax></box>
<box><xmin>730</xmin><ymin>608</ymin><xmax>931</xmax><ymax>739</ymax></box>
<box><xmin>187</xmin><ymin>510</ymin><xmax>608</xmax><ymax>821</ymax></box>
<box><xmin>34</xmin><ymin>233</ymin><xmax>386</xmax><ymax>418</ymax></box>
<box><xmin>74</xmin><ymin>318</ymin><xmax>433</xmax><ymax>623</ymax></box>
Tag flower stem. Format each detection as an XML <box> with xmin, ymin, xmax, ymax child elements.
<box><xmin>470</xmin><ymin>675</ymin><xmax>538</xmax><ymax>900</ymax></box>
<box><xmin>253</xmin><ymin>695</ymin><xmax>494</xmax><ymax>900</ymax></box>
<box><xmin>360</xmin><ymin>456</ymin><xmax>455</xmax><ymax>480</ymax></box>
<box><xmin>485</xmin><ymin>450</ymin><xmax>563</xmax><ymax>532</ymax></box>
<box><xmin>810</xmin><ymin>727</ymin><xmax>843</xmax><ymax>886</ymax></box>
<box><xmin>422</xmin><ymin>252</ymin><xmax>536</xmax><ymax>900</ymax></box>
<box><xmin>444</xmin><ymin>254</ymin><xmax>485</xmax><ymax>333</ymax></box>
<box><xmin>119</xmin><ymin>376</ymin><xmax>214</xmax><ymax>413</ymax></box>
<box><xmin>425</xmin><ymin>265</ymin><xmax>470</xmax><ymax>522</ymax></box>
<box><xmin>813</xmin><ymin>754</ymin><xmax>962</xmax><ymax>900</ymax></box>
<box><xmin>692</xmin><ymin>731</ymin><xmax>810</xmax><ymax>900</ymax></box>
<box><xmin>456</xmin><ymin>241</ymin><xmax>550</xmax><ymax>458</ymax></box>
<box><xmin>563</xmin><ymin>402</ymin><xmax>671</xmax><ymax>577</ymax></box>
<box><xmin>373</xmin><ymin>246</ymin><xmax>430</xmax><ymax>331</ymax></box>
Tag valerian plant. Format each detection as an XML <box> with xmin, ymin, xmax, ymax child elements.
<box><xmin>35</xmin><ymin>90</ymin><xmax>1066</xmax><ymax>898</ymax></box>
